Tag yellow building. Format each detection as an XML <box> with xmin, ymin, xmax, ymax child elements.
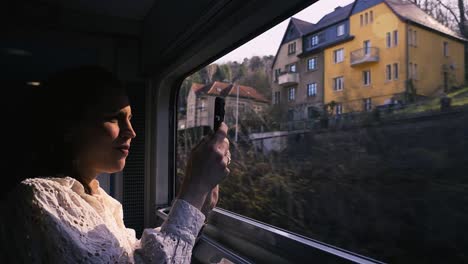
<box><xmin>323</xmin><ymin>0</ymin><xmax>466</xmax><ymax>114</ymax></box>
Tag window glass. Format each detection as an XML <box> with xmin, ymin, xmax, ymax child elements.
<box><xmin>363</xmin><ymin>40</ymin><xmax>371</xmax><ymax>54</ymax></box>
<box><xmin>386</xmin><ymin>32</ymin><xmax>391</xmax><ymax>48</ymax></box>
<box><xmin>386</xmin><ymin>64</ymin><xmax>392</xmax><ymax>81</ymax></box>
<box><xmin>393</xmin><ymin>30</ymin><xmax>398</xmax><ymax>46</ymax></box>
<box><xmin>334</xmin><ymin>76</ymin><xmax>344</xmax><ymax>91</ymax></box>
<box><xmin>307</xmin><ymin>57</ymin><xmax>317</xmax><ymax>70</ymax></box>
<box><xmin>288</xmin><ymin>87</ymin><xmax>296</xmax><ymax>101</ymax></box>
<box><xmin>307</xmin><ymin>83</ymin><xmax>317</xmax><ymax>96</ymax></box>
<box><xmin>363</xmin><ymin>70</ymin><xmax>371</xmax><ymax>85</ymax></box>
<box><xmin>337</xmin><ymin>24</ymin><xmax>345</xmax><ymax>36</ymax></box>
<box><xmin>176</xmin><ymin>1</ymin><xmax>468</xmax><ymax>263</ymax></box>
<box><xmin>393</xmin><ymin>63</ymin><xmax>399</xmax><ymax>80</ymax></box>
<box><xmin>334</xmin><ymin>48</ymin><xmax>344</xmax><ymax>63</ymax></box>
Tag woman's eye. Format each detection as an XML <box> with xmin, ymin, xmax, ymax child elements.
<box><xmin>105</xmin><ymin>116</ymin><xmax>119</xmax><ymax>123</ymax></box>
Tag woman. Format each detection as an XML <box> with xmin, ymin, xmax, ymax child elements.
<box><xmin>0</xmin><ymin>66</ymin><xmax>230</xmax><ymax>263</ymax></box>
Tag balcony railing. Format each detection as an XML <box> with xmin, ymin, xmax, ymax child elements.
<box><xmin>350</xmin><ymin>47</ymin><xmax>379</xmax><ymax>66</ymax></box>
<box><xmin>278</xmin><ymin>72</ymin><xmax>300</xmax><ymax>86</ymax></box>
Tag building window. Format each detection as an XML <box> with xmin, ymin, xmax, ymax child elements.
<box><xmin>274</xmin><ymin>91</ymin><xmax>280</xmax><ymax>104</ymax></box>
<box><xmin>307</xmin><ymin>83</ymin><xmax>317</xmax><ymax>97</ymax></box>
<box><xmin>414</xmin><ymin>63</ymin><xmax>418</xmax><ymax>79</ymax></box>
<box><xmin>334</xmin><ymin>48</ymin><xmax>344</xmax><ymax>63</ymax></box>
<box><xmin>413</xmin><ymin>30</ymin><xmax>417</xmax><ymax>46</ymax></box>
<box><xmin>307</xmin><ymin>57</ymin><xmax>318</xmax><ymax>70</ymax></box>
<box><xmin>370</xmin><ymin>11</ymin><xmax>374</xmax><ymax>23</ymax></box>
<box><xmin>408</xmin><ymin>29</ymin><xmax>413</xmax><ymax>46</ymax></box>
<box><xmin>289</xmin><ymin>64</ymin><xmax>297</xmax><ymax>73</ymax></box>
<box><xmin>336</xmin><ymin>103</ymin><xmax>343</xmax><ymax>115</ymax></box>
<box><xmin>363</xmin><ymin>70</ymin><xmax>371</xmax><ymax>86</ymax></box>
<box><xmin>393</xmin><ymin>63</ymin><xmax>399</xmax><ymax>80</ymax></box>
<box><xmin>393</xmin><ymin>30</ymin><xmax>398</xmax><ymax>46</ymax></box>
<box><xmin>444</xmin><ymin>41</ymin><xmax>449</xmax><ymax>56</ymax></box>
<box><xmin>288</xmin><ymin>87</ymin><xmax>296</xmax><ymax>101</ymax></box>
<box><xmin>200</xmin><ymin>100</ymin><xmax>206</xmax><ymax>111</ymax></box>
<box><xmin>288</xmin><ymin>42</ymin><xmax>296</xmax><ymax>54</ymax></box>
<box><xmin>333</xmin><ymin>76</ymin><xmax>344</xmax><ymax>91</ymax></box>
<box><xmin>337</xmin><ymin>24</ymin><xmax>345</xmax><ymax>36</ymax></box>
<box><xmin>364</xmin><ymin>40</ymin><xmax>371</xmax><ymax>54</ymax></box>
<box><xmin>386</xmin><ymin>64</ymin><xmax>392</xmax><ymax>81</ymax></box>
<box><xmin>311</xmin><ymin>35</ymin><xmax>319</xmax><ymax>47</ymax></box>
<box><xmin>360</xmin><ymin>14</ymin><xmax>364</xmax><ymax>26</ymax></box>
<box><xmin>386</xmin><ymin>32</ymin><xmax>392</xmax><ymax>48</ymax></box>
<box><xmin>365</xmin><ymin>13</ymin><xmax>369</xmax><ymax>24</ymax></box>
<box><xmin>409</xmin><ymin>62</ymin><xmax>413</xmax><ymax>79</ymax></box>
<box><xmin>363</xmin><ymin>98</ymin><xmax>372</xmax><ymax>112</ymax></box>
<box><xmin>274</xmin><ymin>69</ymin><xmax>281</xmax><ymax>82</ymax></box>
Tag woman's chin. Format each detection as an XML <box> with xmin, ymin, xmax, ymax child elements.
<box><xmin>106</xmin><ymin>160</ymin><xmax>126</xmax><ymax>173</ymax></box>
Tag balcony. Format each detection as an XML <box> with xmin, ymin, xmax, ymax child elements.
<box><xmin>278</xmin><ymin>72</ymin><xmax>300</xmax><ymax>86</ymax></box>
<box><xmin>350</xmin><ymin>47</ymin><xmax>379</xmax><ymax>66</ymax></box>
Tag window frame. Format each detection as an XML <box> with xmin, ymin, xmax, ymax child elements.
<box><xmin>337</xmin><ymin>24</ymin><xmax>345</xmax><ymax>37</ymax></box>
<box><xmin>333</xmin><ymin>76</ymin><xmax>344</xmax><ymax>91</ymax></box>
<box><xmin>393</xmin><ymin>63</ymin><xmax>399</xmax><ymax>80</ymax></box>
<box><xmin>288</xmin><ymin>42</ymin><xmax>296</xmax><ymax>54</ymax></box>
<box><xmin>363</xmin><ymin>98</ymin><xmax>372</xmax><ymax>112</ymax></box>
<box><xmin>164</xmin><ymin>1</ymin><xmax>394</xmax><ymax>263</ymax></box>
<box><xmin>274</xmin><ymin>91</ymin><xmax>281</xmax><ymax>104</ymax></box>
<box><xmin>311</xmin><ymin>35</ymin><xmax>319</xmax><ymax>47</ymax></box>
<box><xmin>336</xmin><ymin>103</ymin><xmax>343</xmax><ymax>115</ymax></box>
<box><xmin>363</xmin><ymin>70</ymin><xmax>371</xmax><ymax>86</ymax></box>
<box><xmin>444</xmin><ymin>41</ymin><xmax>449</xmax><ymax>57</ymax></box>
<box><xmin>363</xmin><ymin>40</ymin><xmax>371</xmax><ymax>55</ymax></box>
<box><xmin>307</xmin><ymin>82</ymin><xmax>318</xmax><ymax>97</ymax></box>
<box><xmin>289</xmin><ymin>63</ymin><xmax>297</xmax><ymax>73</ymax></box>
<box><xmin>307</xmin><ymin>57</ymin><xmax>318</xmax><ymax>71</ymax></box>
<box><xmin>334</xmin><ymin>48</ymin><xmax>344</xmax><ymax>63</ymax></box>
<box><xmin>386</xmin><ymin>64</ymin><xmax>392</xmax><ymax>81</ymax></box>
<box><xmin>393</xmin><ymin>30</ymin><xmax>398</xmax><ymax>46</ymax></box>
<box><xmin>386</xmin><ymin>32</ymin><xmax>391</xmax><ymax>48</ymax></box>
<box><xmin>288</xmin><ymin>86</ymin><xmax>296</xmax><ymax>101</ymax></box>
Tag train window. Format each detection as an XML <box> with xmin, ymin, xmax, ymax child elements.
<box><xmin>176</xmin><ymin>0</ymin><xmax>468</xmax><ymax>263</ymax></box>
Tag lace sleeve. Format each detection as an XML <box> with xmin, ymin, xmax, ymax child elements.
<box><xmin>134</xmin><ymin>199</ymin><xmax>206</xmax><ymax>264</ymax></box>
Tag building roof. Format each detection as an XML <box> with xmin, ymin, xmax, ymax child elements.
<box><xmin>385</xmin><ymin>0</ymin><xmax>466</xmax><ymax>41</ymax></box>
<box><xmin>191</xmin><ymin>81</ymin><xmax>269</xmax><ymax>103</ymax></box>
<box><xmin>311</xmin><ymin>3</ymin><xmax>355</xmax><ymax>33</ymax></box>
<box><xmin>290</xmin><ymin>17</ymin><xmax>316</xmax><ymax>36</ymax></box>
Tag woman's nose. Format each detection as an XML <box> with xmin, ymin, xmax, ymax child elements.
<box><xmin>121</xmin><ymin>120</ymin><xmax>136</xmax><ymax>139</ymax></box>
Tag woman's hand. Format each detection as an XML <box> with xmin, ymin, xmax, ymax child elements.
<box><xmin>178</xmin><ymin>123</ymin><xmax>230</xmax><ymax>210</ymax></box>
<box><xmin>201</xmin><ymin>185</ymin><xmax>219</xmax><ymax>217</ymax></box>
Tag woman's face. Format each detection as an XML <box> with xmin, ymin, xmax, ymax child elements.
<box><xmin>74</xmin><ymin>94</ymin><xmax>136</xmax><ymax>175</ymax></box>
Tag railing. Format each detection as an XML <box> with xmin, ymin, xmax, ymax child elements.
<box><xmin>350</xmin><ymin>47</ymin><xmax>379</xmax><ymax>66</ymax></box>
<box><xmin>278</xmin><ymin>72</ymin><xmax>300</xmax><ymax>86</ymax></box>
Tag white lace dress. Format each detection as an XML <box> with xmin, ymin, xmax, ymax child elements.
<box><xmin>0</xmin><ymin>177</ymin><xmax>205</xmax><ymax>263</ymax></box>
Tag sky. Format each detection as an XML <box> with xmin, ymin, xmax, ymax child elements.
<box><xmin>214</xmin><ymin>0</ymin><xmax>355</xmax><ymax>64</ymax></box>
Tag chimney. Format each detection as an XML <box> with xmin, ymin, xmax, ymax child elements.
<box><xmin>335</xmin><ymin>6</ymin><xmax>342</xmax><ymax>11</ymax></box>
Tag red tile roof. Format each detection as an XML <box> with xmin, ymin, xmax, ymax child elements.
<box><xmin>191</xmin><ymin>81</ymin><xmax>269</xmax><ymax>103</ymax></box>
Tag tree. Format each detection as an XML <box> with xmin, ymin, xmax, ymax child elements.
<box><xmin>412</xmin><ymin>0</ymin><xmax>468</xmax><ymax>82</ymax></box>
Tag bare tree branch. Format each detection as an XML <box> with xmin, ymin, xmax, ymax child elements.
<box><xmin>436</xmin><ymin>0</ymin><xmax>461</xmax><ymax>24</ymax></box>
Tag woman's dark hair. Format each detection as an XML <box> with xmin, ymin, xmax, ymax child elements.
<box><xmin>33</xmin><ymin>65</ymin><xmax>125</xmax><ymax>176</ymax></box>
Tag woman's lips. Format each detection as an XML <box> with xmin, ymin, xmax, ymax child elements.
<box><xmin>115</xmin><ymin>145</ymin><xmax>130</xmax><ymax>156</ymax></box>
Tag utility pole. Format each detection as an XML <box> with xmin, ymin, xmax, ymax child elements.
<box><xmin>235</xmin><ymin>84</ymin><xmax>239</xmax><ymax>142</ymax></box>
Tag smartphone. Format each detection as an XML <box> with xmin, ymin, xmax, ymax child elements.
<box><xmin>213</xmin><ymin>97</ymin><xmax>225</xmax><ymax>132</ymax></box>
